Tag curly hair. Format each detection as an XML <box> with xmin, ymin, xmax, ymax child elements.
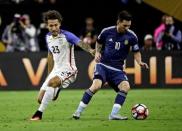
<box><xmin>43</xmin><ymin>10</ymin><xmax>63</xmax><ymax>23</ymax></box>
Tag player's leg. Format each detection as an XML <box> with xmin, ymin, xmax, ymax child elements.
<box><xmin>109</xmin><ymin>81</ymin><xmax>130</xmax><ymax>120</ymax></box>
<box><xmin>30</xmin><ymin>76</ymin><xmax>62</xmax><ymax>121</ymax></box>
<box><xmin>36</xmin><ymin>81</ymin><xmax>60</xmax><ymax>104</ymax></box>
<box><xmin>52</xmin><ymin>71</ymin><xmax>77</xmax><ymax>100</ymax></box>
<box><xmin>73</xmin><ymin>64</ymin><xmax>106</xmax><ymax>119</ymax></box>
<box><xmin>73</xmin><ymin>79</ymin><xmax>102</xmax><ymax>119</ymax></box>
<box><xmin>31</xmin><ymin>71</ymin><xmax>77</xmax><ymax>121</ymax></box>
<box><xmin>37</xmin><ymin>90</ymin><xmax>46</xmax><ymax>104</ymax></box>
<box><xmin>108</xmin><ymin>70</ymin><xmax>129</xmax><ymax>120</ymax></box>
<box><xmin>37</xmin><ymin>76</ymin><xmax>62</xmax><ymax>111</ymax></box>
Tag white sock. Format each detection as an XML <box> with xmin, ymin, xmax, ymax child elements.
<box><xmin>111</xmin><ymin>104</ymin><xmax>121</xmax><ymax>115</ymax></box>
<box><xmin>38</xmin><ymin>86</ymin><xmax>55</xmax><ymax>112</ymax></box>
<box><xmin>76</xmin><ymin>101</ymin><xmax>87</xmax><ymax>113</ymax></box>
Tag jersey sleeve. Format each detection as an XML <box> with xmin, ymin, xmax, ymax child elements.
<box><xmin>97</xmin><ymin>28</ymin><xmax>107</xmax><ymax>44</ymax></box>
<box><xmin>64</xmin><ymin>31</ymin><xmax>81</xmax><ymax>45</ymax></box>
<box><xmin>130</xmin><ymin>34</ymin><xmax>140</xmax><ymax>52</ymax></box>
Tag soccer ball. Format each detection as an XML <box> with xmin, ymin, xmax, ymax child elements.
<box><xmin>131</xmin><ymin>104</ymin><xmax>149</xmax><ymax>120</ymax></box>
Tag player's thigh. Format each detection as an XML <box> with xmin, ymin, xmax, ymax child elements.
<box><xmin>93</xmin><ymin>64</ymin><xmax>106</xmax><ymax>83</ymax></box>
<box><xmin>118</xmin><ymin>81</ymin><xmax>130</xmax><ymax>92</ymax></box>
<box><xmin>108</xmin><ymin>70</ymin><xmax>129</xmax><ymax>92</ymax></box>
<box><xmin>90</xmin><ymin>64</ymin><xmax>106</xmax><ymax>92</ymax></box>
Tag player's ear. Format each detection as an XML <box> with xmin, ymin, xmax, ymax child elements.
<box><xmin>117</xmin><ymin>20</ymin><xmax>120</xmax><ymax>25</ymax></box>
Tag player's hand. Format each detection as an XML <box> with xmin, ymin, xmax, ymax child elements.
<box><xmin>139</xmin><ymin>62</ymin><xmax>149</xmax><ymax>69</ymax></box>
<box><xmin>95</xmin><ymin>52</ymin><xmax>101</xmax><ymax>63</ymax></box>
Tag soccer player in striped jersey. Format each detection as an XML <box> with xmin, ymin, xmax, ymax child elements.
<box><xmin>30</xmin><ymin>10</ymin><xmax>94</xmax><ymax>121</ymax></box>
<box><xmin>73</xmin><ymin>10</ymin><xmax>148</xmax><ymax>120</ymax></box>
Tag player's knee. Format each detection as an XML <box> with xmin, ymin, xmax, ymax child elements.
<box><xmin>90</xmin><ymin>86</ymin><xmax>100</xmax><ymax>93</ymax></box>
<box><xmin>48</xmin><ymin>78</ymin><xmax>61</xmax><ymax>88</ymax></box>
<box><xmin>90</xmin><ymin>82</ymin><xmax>102</xmax><ymax>93</ymax></box>
<box><xmin>48</xmin><ymin>80</ymin><xmax>56</xmax><ymax>87</ymax></box>
<box><xmin>119</xmin><ymin>81</ymin><xmax>130</xmax><ymax>92</ymax></box>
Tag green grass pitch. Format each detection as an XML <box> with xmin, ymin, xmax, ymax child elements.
<box><xmin>0</xmin><ymin>89</ymin><xmax>182</xmax><ymax>131</ymax></box>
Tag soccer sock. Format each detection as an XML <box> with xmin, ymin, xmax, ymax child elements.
<box><xmin>81</xmin><ymin>89</ymin><xmax>94</xmax><ymax>104</ymax></box>
<box><xmin>76</xmin><ymin>101</ymin><xmax>87</xmax><ymax>113</ymax></box>
<box><xmin>38</xmin><ymin>86</ymin><xmax>55</xmax><ymax>112</ymax></box>
<box><xmin>111</xmin><ymin>90</ymin><xmax>127</xmax><ymax>115</ymax></box>
<box><xmin>111</xmin><ymin>104</ymin><xmax>121</xmax><ymax>116</ymax></box>
<box><xmin>76</xmin><ymin>89</ymin><xmax>94</xmax><ymax>113</ymax></box>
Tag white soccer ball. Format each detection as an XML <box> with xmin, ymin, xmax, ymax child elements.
<box><xmin>131</xmin><ymin>104</ymin><xmax>149</xmax><ymax>120</ymax></box>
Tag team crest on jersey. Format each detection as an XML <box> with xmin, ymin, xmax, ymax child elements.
<box><xmin>124</xmin><ymin>39</ymin><xmax>129</xmax><ymax>45</ymax></box>
<box><xmin>109</xmin><ymin>38</ymin><xmax>113</xmax><ymax>42</ymax></box>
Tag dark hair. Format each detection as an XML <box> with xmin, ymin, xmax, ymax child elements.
<box><xmin>161</xmin><ymin>14</ymin><xmax>168</xmax><ymax>23</ymax></box>
<box><xmin>43</xmin><ymin>10</ymin><xmax>63</xmax><ymax>23</ymax></box>
<box><xmin>118</xmin><ymin>10</ymin><xmax>132</xmax><ymax>21</ymax></box>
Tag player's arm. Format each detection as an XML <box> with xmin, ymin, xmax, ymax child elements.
<box><xmin>94</xmin><ymin>41</ymin><xmax>102</xmax><ymax>63</ymax></box>
<box><xmin>130</xmin><ymin>32</ymin><xmax>148</xmax><ymax>69</ymax></box>
<box><xmin>77</xmin><ymin>41</ymin><xmax>95</xmax><ymax>56</ymax></box>
<box><xmin>134</xmin><ymin>51</ymin><xmax>149</xmax><ymax>69</ymax></box>
<box><xmin>66</xmin><ymin>30</ymin><xmax>95</xmax><ymax>56</ymax></box>
<box><xmin>94</xmin><ymin>27</ymin><xmax>106</xmax><ymax>63</ymax></box>
<box><xmin>47</xmin><ymin>52</ymin><xmax>54</xmax><ymax>75</ymax></box>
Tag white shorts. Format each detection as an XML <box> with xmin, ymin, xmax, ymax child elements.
<box><xmin>40</xmin><ymin>69</ymin><xmax>77</xmax><ymax>91</ymax></box>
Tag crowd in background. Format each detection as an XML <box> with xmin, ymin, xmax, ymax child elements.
<box><xmin>0</xmin><ymin>0</ymin><xmax>181</xmax><ymax>52</ymax></box>
<box><xmin>1</xmin><ymin>14</ymin><xmax>39</xmax><ymax>52</ymax></box>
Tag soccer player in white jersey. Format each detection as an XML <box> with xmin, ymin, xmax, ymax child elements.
<box><xmin>30</xmin><ymin>10</ymin><xmax>95</xmax><ymax>121</ymax></box>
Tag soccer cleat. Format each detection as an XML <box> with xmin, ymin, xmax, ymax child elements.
<box><xmin>109</xmin><ymin>114</ymin><xmax>128</xmax><ymax>120</ymax></box>
<box><xmin>52</xmin><ymin>88</ymin><xmax>61</xmax><ymax>101</ymax></box>
<box><xmin>72</xmin><ymin>112</ymin><xmax>81</xmax><ymax>120</ymax></box>
<box><xmin>30</xmin><ymin>110</ymin><xmax>43</xmax><ymax>121</ymax></box>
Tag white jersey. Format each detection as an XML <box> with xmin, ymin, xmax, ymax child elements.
<box><xmin>46</xmin><ymin>30</ymin><xmax>80</xmax><ymax>71</ymax></box>
<box><xmin>40</xmin><ymin>30</ymin><xmax>80</xmax><ymax>90</ymax></box>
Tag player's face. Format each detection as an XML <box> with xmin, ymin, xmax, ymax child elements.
<box><xmin>117</xmin><ymin>20</ymin><xmax>131</xmax><ymax>33</ymax></box>
<box><xmin>47</xmin><ymin>19</ymin><xmax>61</xmax><ymax>37</ymax></box>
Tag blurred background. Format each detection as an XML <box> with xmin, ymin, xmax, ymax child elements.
<box><xmin>0</xmin><ymin>0</ymin><xmax>181</xmax><ymax>90</ymax></box>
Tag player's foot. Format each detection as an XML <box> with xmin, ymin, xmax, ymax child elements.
<box><xmin>109</xmin><ymin>114</ymin><xmax>128</xmax><ymax>120</ymax></box>
<box><xmin>72</xmin><ymin>111</ymin><xmax>81</xmax><ymax>120</ymax></box>
<box><xmin>53</xmin><ymin>88</ymin><xmax>61</xmax><ymax>101</ymax></box>
<box><xmin>30</xmin><ymin>110</ymin><xmax>42</xmax><ymax>121</ymax></box>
